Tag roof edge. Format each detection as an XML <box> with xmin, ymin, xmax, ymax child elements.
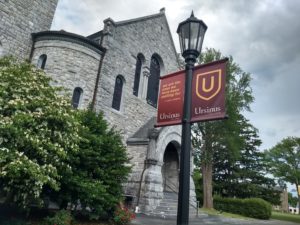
<box><xmin>160</xmin><ymin>13</ymin><xmax>180</xmax><ymax>69</ymax></box>
<box><xmin>32</xmin><ymin>30</ymin><xmax>106</xmax><ymax>54</ymax></box>
<box><xmin>86</xmin><ymin>30</ymin><xmax>103</xmax><ymax>40</ymax></box>
<box><xmin>109</xmin><ymin>11</ymin><xmax>164</xmax><ymax>27</ymax></box>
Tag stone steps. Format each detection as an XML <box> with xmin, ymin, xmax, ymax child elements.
<box><xmin>148</xmin><ymin>192</ymin><xmax>204</xmax><ymax>219</ymax></box>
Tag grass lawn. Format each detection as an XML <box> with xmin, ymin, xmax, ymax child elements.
<box><xmin>200</xmin><ymin>208</ymin><xmax>250</xmax><ymax>220</ymax></box>
<box><xmin>271</xmin><ymin>211</ymin><xmax>300</xmax><ymax>224</ymax></box>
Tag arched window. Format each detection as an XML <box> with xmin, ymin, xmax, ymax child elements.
<box><xmin>112</xmin><ymin>75</ymin><xmax>124</xmax><ymax>111</ymax></box>
<box><xmin>147</xmin><ymin>56</ymin><xmax>160</xmax><ymax>107</ymax></box>
<box><xmin>133</xmin><ymin>54</ymin><xmax>143</xmax><ymax>96</ymax></box>
<box><xmin>72</xmin><ymin>87</ymin><xmax>83</xmax><ymax>109</ymax></box>
<box><xmin>37</xmin><ymin>54</ymin><xmax>47</xmax><ymax>69</ymax></box>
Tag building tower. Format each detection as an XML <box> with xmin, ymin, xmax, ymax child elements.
<box><xmin>0</xmin><ymin>0</ymin><xmax>59</xmax><ymax>59</ymax></box>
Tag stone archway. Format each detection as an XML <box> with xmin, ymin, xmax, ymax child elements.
<box><xmin>162</xmin><ymin>142</ymin><xmax>179</xmax><ymax>193</ymax></box>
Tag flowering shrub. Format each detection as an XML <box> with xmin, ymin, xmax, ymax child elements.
<box><xmin>113</xmin><ymin>206</ymin><xmax>136</xmax><ymax>225</ymax></box>
<box><xmin>0</xmin><ymin>57</ymin><xmax>80</xmax><ymax>208</ymax></box>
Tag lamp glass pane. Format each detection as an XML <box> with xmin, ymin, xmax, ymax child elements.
<box><xmin>197</xmin><ymin>24</ymin><xmax>206</xmax><ymax>52</ymax></box>
<box><xmin>190</xmin><ymin>22</ymin><xmax>200</xmax><ymax>50</ymax></box>
<box><xmin>197</xmin><ymin>36</ymin><xmax>203</xmax><ymax>52</ymax></box>
<box><xmin>179</xmin><ymin>22</ymin><xmax>190</xmax><ymax>52</ymax></box>
<box><xmin>180</xmin><ymin>28</ymin><xmax>186</xmax><ymax>52</ymax></box>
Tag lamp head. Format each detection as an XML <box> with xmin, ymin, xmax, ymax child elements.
<box><xmin>177</xmin><ymin>11</ymin><xmax>207</xmax><ymax>60</ymax></box>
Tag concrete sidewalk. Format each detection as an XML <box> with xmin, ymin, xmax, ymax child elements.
<box><xmin>131</xmin><ymin>213</ymin><xmax>299</xmax><ymax>225</ymax></box>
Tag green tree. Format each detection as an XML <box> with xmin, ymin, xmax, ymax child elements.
<box><xmin>192</xmin><ymin>48</ymin><xmax>254</xmax><ymax>208</ymax></box>
<box><xmin>265</xmin><ymin>137</ymin><xmax>300</xmax><ymax>213</ymax></box>
<box><xmin>0</xmin><ymin>57</ymin><xmax>79</xmax><ymax>208</ymax></box>
<box><xmin>289</xmin><ymin>192</ymin><xmax>298</xmax><ymax>208</ymax></box>
<box><xmin>53</xmin><ymin>108</ymin><xmax>131</xmax><ymax>219</ymax></box>
<box><xmin>213</xmin><ymin>118</ymin><xmax>280</xmax><ymax>205</ymax></box>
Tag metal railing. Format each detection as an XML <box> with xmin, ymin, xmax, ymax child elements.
<box><xmin>164</xmin><ymin>178</ymin><xmax>199</xmax><ymax>217</ymax></box>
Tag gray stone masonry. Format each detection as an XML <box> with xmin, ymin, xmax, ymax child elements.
<box><xmin>126</xmin><ymin>123</ymin><xmax>197</xmax><ymax>216</ymax></box>
<box><xmin>93</xmin><ymin>11</ymin><xmax>179</xmax><ymax>141</ymax></box>
<box><xmin>31</xmin><ymin>38</ymin><xmax>102</xmax><ymax>109</ymax></box>
<box><xmin>0</xmin><ymin>0</ymin><xmax>58</xmax><ymax>59</ymax></box>
<box><xmin>125</xmin><ymin>143</ymin><xmax>149</xmax><ymax>198</ymax></box>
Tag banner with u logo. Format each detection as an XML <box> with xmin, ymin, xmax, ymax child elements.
<box><xmin>191</xmin><ymin>58</ymin><xmax>228</xmax><ymax>122</ymax></box>
<box><xmin>156</xmin><ymin>58</ymin><xmax>227</xmax><ymax>127</ymax></box>
<box><xmin>196</xmin><ymin>70</ymin><xmax>221</xmax><ymax>100</ymax></box>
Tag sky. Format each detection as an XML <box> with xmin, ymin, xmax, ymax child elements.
<box><xmin>51</xmin><ymin>0</ymin><xmax>300</xmax><ymax>152</ymax></box>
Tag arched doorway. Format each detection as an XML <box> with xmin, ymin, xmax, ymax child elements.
<box><xmin>162</xmin><ymin>142</ymin><xmax>179</xmax><ymax>193</ymax></box>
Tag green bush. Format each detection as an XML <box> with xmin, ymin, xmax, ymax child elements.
<box><xmin>1</xmin><ymin>218</ymin><xmax>29</xmax><ymax>225</ymax></box>
<box><xmin>192</xmin><ymin>170</ymin><xmax>203</xmax><ymax>207</ymax></box>
<box><xmin>42</xmin><ymin>210</ymin><xmax>73</xmax><ymax>225</ymax></box>
<box><xmin>53</xmin><ymin>109</ymin><xmax>131</xmax><ymax>220</ymax></box>
<box><xmin>214</xmin><ymin>196</ymin><xmax>272</xmax><ymax>219</ymax></box>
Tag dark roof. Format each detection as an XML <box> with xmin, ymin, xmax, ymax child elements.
<box><xmin>131</xmin><ymin>117</ymin><xmax>158</xmax><ymax>139</ymax></box>
<box><xmin>32</xmin><ymin>30</ymin><xmax>106</xmax><ymax>55</ymax></box>
<box><xmin>86</xmin><ymin>30</ymin><xmax>103</xmax><ymax>40</ymax></box>
<box><xmin>127</xmin><ymin>116</ymin><xmax>163</xmax><ymax>145</ymax></box>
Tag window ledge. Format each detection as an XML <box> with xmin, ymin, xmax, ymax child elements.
<box><xmin>109</xmin><ymin>107</ymin><xmax>125</xmax><ymax>117</ymax></box>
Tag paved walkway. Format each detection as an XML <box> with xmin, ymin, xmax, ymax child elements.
<box><xmin>131</xmin><ymin>213</ymin><xmax>299</xmax><ymax>225</ymax></box>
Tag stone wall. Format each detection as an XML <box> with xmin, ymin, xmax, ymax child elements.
<box><xmin>31</xmin><ymin>37</ymin><xmax>103</xmax><ymax>109</ymax></box>
<box><xmin>124</xmin><ymin>143</ymin><xmax>149</xmax><ymax>199</ymax></box>
<box><xmin>0</xmin><ymin>0</ymin><xmax>58</xmax><ymax>59</ymax></box>
<box><xmin>93</xmin><ymin>11</ymin><xmax>179</xmax><ymax>141</ymax></box>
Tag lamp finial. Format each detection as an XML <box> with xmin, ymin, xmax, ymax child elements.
<box><xmin>191</xmin><ymin>11</ymin><xmax>194</xmax><ymax>17</ymax></box>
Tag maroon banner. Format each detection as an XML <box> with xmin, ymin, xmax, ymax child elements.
<box><xmin>156</xmin><ymin>70</ymin><xmax>185</xmax><ymax>127</ymax></box>
<box><xmin>191</xmin><ymin>58</ymin><xmax>228</xmax><ymax>122</ymax></box>
<box><xmin>156</xmin><ymin>58</ymin><xmax>228</xmax><ymax>127</ymax></box>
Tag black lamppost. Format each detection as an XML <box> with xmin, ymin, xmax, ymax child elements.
<box><xmin>176</xmin><ymin>12</ymin><xmax>207</xmax><ymax>225</ymax></box>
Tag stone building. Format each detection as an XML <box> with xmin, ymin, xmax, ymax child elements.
<box><xmin>0</xmin><ymin>0</ymin><xmax>197</xmax><ymax>217</ymax></box>
<box><xmin>0</xmin><ymin>0</ymin><xmax>58</xmax><ymax>59</ymax></box>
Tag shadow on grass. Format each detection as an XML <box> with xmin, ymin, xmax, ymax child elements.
<box><xmin>271</xmin><ymin>211</ymin><xmax>300</xmax><ymax>224</ymax></box>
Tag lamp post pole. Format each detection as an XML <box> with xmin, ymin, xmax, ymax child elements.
<box><xmin>176</xmin><ymin>12</ymin><xmax>207</xmax><ymax>225</ymax></box>
<box><xmin>177</xmin><ymin>54</ymin><xmax>197</xmax><ymax>225</ymax></box>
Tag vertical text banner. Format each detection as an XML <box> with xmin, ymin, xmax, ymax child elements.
<box><xmin>156</xmin><ymin>70</ymin><xmax>185</xmax><ymax>127</ymax></box>
<box><xmin>191</xmin><ymin>58</ymin><xmax>228</xmax><ymax>123</ymax></box>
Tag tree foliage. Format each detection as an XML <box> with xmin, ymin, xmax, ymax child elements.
<box><xmin>213</xmin><ymin>118</ymin><xmax>280</xmax><ymax>205</ymax></box>
<box><xmin>265</xmin><ymin>137</ymin><xmax>300</xmax><ymax>186</ymax></box>
<box><xmin>192</xmin><ymin>48</ymin><xmax>254</xmax><ymax>208</ymax></box>
<box><xmin>265</xmin><ymin>137</ymin><xmax>300</xmax><ymax>212</ymax></box>
<box><xmin>0</xmin><ymin>57</ymin><xmax>80</xmax><ymax>208</ymax></box>
<box><xmin>289</xmin><ymin>192</ymin><xmax>298</xmax><ymax>208</ymax></box>
<box><xmin>55</xmin><ymin>109</ymin><xmax>131</xmax><ymax>219</ymax></box>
